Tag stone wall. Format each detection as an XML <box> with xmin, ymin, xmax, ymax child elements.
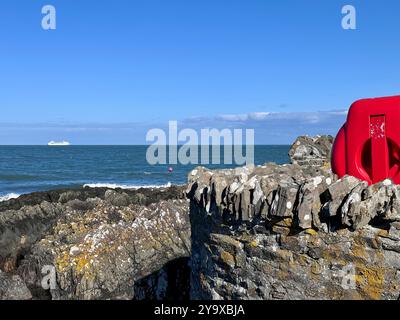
<box><xmin>188</xmin><ymin>136</ymin><xmax>400</xmax><ymax>300</ymax></box>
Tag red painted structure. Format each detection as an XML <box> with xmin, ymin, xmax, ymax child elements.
<box><xmin>331</xmin><ymin>96</ymin><xmax>400</xmax><ymax>185</ymax></box>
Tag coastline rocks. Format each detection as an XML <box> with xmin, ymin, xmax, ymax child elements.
<box><xmin>17</xmin><ymin>198</ymin><xmax>190</xmax><ymax>300</ymax></box>
<box><xmin>0</xmin><ymin>185</ymin><xmax>185</xmax><ymax>212</ymax></box>
<box><xmin>104</xmin><ymin>190</ymin><xmax>132</xmax><ymax>207</ymax></box>
<box><xmin>289</xmin><ymin>135</ymin><xmax>333</xmax><ymax>167</ymax></box>
<box><xmin>0</xmin><ymin>185</ymin><xmax>189</xmax><ymax>300</ymax></box>
<box><xmin>0</xmin><ymin>201</ymin><xmax>65</xmax><ymax>272</ymax></box>
<box><xmin>0</xmin><ymin>186</ymin><xmax>186</xmax><ymax>273</ymax></box>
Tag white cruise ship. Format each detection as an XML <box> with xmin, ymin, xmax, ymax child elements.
<box><xmin>47</xmin><ymin>141</ymin><xmax>71</xmax><ymax>146</ymax></box>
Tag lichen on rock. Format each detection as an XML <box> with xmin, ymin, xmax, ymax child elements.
<box><xmin>187</xmin><ymin>135</ymin><xmax>400</xmax><ymax>300</ymax></box>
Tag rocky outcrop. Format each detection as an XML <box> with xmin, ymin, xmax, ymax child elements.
<box><xmin>0</xmin><ymin>185</ymin><xmax>185</xmax><ymax>212</ymax></box>
<box><xmin>187</xmin><ymin>136</ymin><xmax>400</xmax><ymax>300</ymax></box>
<box><xmin>289</xmin><ymin>135</ymin><xmax>333</xmax><ymax>167</ymax></box>
<box><xmin>0</xmin><ymin>186</ymin><xmax>185</xmax><ymax>272</ymax></box>
<box><xmin>0</xmin><ymin>186</ymin><xmax>189</xmax><ymax>300</ymax></box>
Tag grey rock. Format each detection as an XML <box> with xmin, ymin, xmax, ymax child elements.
<box><xmin>296</xmin><ymin>176</ymin><xmax>331</xmax><ymax>230</ymax></box>
<box><xmin>104</xmin><ymin>190</ymin><xmax>131</xmax><ymax>206</ymax></box>
<box><xmin>0</xmin><ymin>271</ymin><xmax>32</xmax><ymax>300</ymax></box>
<box><xmin>288</xmin><ymin>135</ymin><xmax>333</xmax><ymax>167</ymax></box>
<box><xmin>17</xmin><ymin>199</ymin><xmax>190</xmax><ymax>300</ymax></box>
<box><xmin>59</xmin><ymin>191</ymin><xmax>86</xmax><ymax>203</ymax></box>
<box><xmin>325</xmin><ymin>175</ymin><xmax>362</xmax><ymax>217</ymax></box>
<box><xmin>270</xmin><ymin>183</ymin><xmax>298</xmax><ymax>218</ymax></box>
<box><xmin>0</xmin><ymin>185</ymin><xmax>188</xmax><ymax>300</ymax></box>
<box><xmin>341</xmin><ymin>181</ymin><xmax>369</xmax><ymax>230</ymax></box>
<box><xmin>0</xmin><ymin>201</ymin><xmax>64</xmax><ymax>272</ymax></box>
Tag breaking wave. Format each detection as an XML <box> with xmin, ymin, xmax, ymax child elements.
<box><xmin>83</xmin><ymin>182</ymin><xmax>172</xmax><ymax>189</ymax></box>
<box><xmin>0</xmin><ymin>193</ymin><xmax>21</xmax><ymax>202</ymax></box>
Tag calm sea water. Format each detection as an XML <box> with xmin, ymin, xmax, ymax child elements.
<box><xmin>0</xmin><ymin>145</ymin><xmax>289</xmax><ymax>200</ymax></box>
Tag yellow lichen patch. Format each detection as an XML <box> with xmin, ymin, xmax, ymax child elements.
<box><xmin>305</xmin><ymin>229</ymin><xmax>318</xmax><ymax>236</ymax></box>
<box><xmin>54</xmin><ymin>225</ymin><xmax>130</xmax><ymax>282</ymax></box>
<box><xmin>376</xmin><ymin>229</ymin><xmax>389</xmax><ymax>238</ymax></box>
<box><xmin>220</xmin><ymin>250</ymin><xmax>235</xmax><ymax>268</ymax></box>
<box><xmin>354</xmin><ymin>265</ymin><xmax>385</xmax><ymax>300</ymax></box>
<box><xmin>55</xmin><ymin>245</ymin><xmax>96</xmax><ymax>281</ymax></box>
<box><xmin>55</xmin><ymin>251</ymin><xmax>71</xmax><ymax>273</ymax></box>
<box><xmin>275</xmin><ymin>218</ymin><xmax>293</xmax><ymax>228</ymax></box>
<box><xmin>75</xmin><ymin>254</ymin><xmax>90</xmax><ymax>273</ymax></box>
<box><xmin>249</xmin><ymin>241</ymin><xmax>258</xmax><ymax>248</ymax></box>
<box><xmin>322</xmin><ymin>161</ymin><xmax>331</xmax><ymax>169</ymax></box>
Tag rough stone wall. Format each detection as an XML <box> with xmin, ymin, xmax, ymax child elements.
<box><xmin>188</xmin><ymin>136</ymin><xmax>400</xmax><ymax>300</ymax></box>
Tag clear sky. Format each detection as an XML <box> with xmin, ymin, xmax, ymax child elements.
<box><xmin>1</xmin><ymin>0</ymin><xmax>400</xmax><ymax>144</ymax></box>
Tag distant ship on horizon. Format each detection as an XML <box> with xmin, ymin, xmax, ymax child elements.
<box><xmin>47</xmin><ymin>141</ymin><xmax>71</xmax><ymax>146</ymax></box>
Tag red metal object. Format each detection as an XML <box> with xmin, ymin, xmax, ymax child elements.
<box><xmin>331</xmin><ymin>95</ymin><xmax>400</xmax><ymax>185</ymax></box>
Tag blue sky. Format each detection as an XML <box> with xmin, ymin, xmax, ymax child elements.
<box><xmin>1</xmin><ymin>0</ymin><xmax>400</xmax><ymax>144</ymax></box>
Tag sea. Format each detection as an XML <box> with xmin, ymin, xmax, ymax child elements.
<box><xmin>0</xmin><ymin>145</ymin><xmax>290</xmax><ymax>201</ymax></box>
